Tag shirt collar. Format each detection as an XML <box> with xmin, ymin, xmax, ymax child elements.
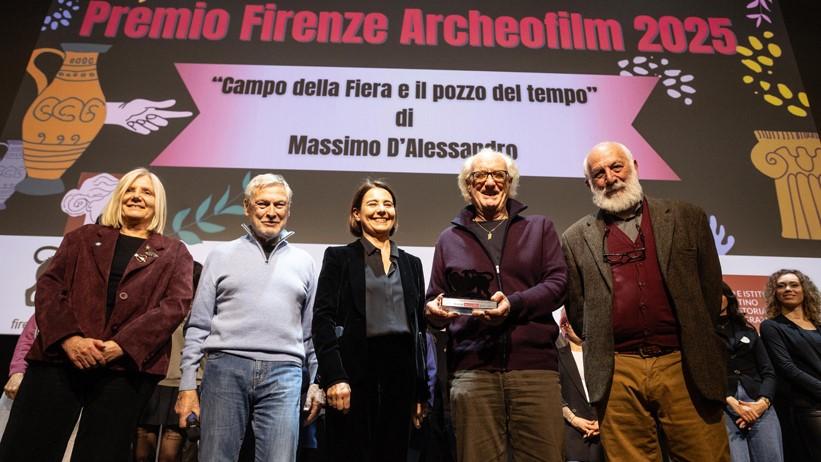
<box><xmin>360</xmin><ymin>237</ymin><xmax>398</xmax><ymax>258</ymax></box>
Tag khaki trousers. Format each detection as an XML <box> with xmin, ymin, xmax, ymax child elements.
<box><xmin>450</xmin><ymin>369</ymin><xmax>564</xmax><ymax>462</ymax></box>
<box><xmin>598</xmin><ymin>351</ymin><xmax>730</xmax><ymax>462</ymax></box>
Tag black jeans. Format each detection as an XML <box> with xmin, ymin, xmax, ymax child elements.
<box><xmin>0</xmin><ymin>362</ymin><xmax>157</xmax><ymax>462</ymax></box>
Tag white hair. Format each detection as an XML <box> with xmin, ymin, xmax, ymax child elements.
<box><xmin>583</xmin><ymin>141</ymin><xmax>635</xmax><ymax>179</ymax></box>
<box><xmin>243</xmin><ymin>173</ymin><xmax>293</xmax><ymax>203</ymax></box>
<box><xmin>457</xmin><ymin>148</ymin><xmax>520</xmax><ymax>202</ymax></box>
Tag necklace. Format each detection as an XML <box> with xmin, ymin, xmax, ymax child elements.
<box><xmin>474</xmin><ymin>218</ymin><xmax>507</xmax><ymax>240</ymax></box>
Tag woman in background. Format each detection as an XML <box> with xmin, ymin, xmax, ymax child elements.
<box><xmin>0</xmin><ymin>168</ymin><xmax>193</xmax><ymax>462</ymax></box>
<box><xmin>760</xmin><ymin>269</ymin><xmax>821</xmax><ymax>462</ymax></box>
<box><xmin>716</xmin><ymin>282</ymin><xmax>782</xmax><ymax>462</ymax></box>
<box><xmin>557</xmin><ymin>309</ymin><xmax>603</xmax><ymax>462</ymax></box>
<box><xmin>312</xmin><ymin>180</ymin><xmax>428</xmax><ymax>461</ymax></box>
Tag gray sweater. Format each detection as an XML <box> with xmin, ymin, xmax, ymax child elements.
<box><xmin>180</xmin><ymin>226</ymin><xmax>317</xmax><ymax>390</ymax></box>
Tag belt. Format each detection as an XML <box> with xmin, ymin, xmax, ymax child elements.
<box><xmin>617</xmin><ymin>345</ymin><xmax>678</xmax><ymax>358</ymax></box>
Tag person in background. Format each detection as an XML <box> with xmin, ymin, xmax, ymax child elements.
<box><xmin>716</xmin><ymin>282</ymin><xmax>782</xmax><ymax>462</ymax></box>
<box><xmin>176</xmin><ymin>173</ymin><xmax>320</xmax><ymax>462</ymax></box>
<box><xmin>557</xmin><ymin>309</ymin><xmax>603</xmax><ymax>462</ymax></box>
<box><xmin>562</xmin><ymin>141</ymin><xmax>729</xmax><ymax>461</ymax></box>
<box><xmin>0</xmin><ymin>168</ymin><xmax>194</xmax><ymax>462</ymax></box>
<box><xmin>408</xmin><ymin>330</ymin><xmax>442</xmax><ymax>462</ymax></box>
<box><xmin>313</xmin><ymin>180</ymin><xmax>428</xmax><ymax>461</ymax></box>
<box><xmin>425</xmin><ymin>149</ymin><xmax>567</xmax><ymax>462</ymax></box>
<box><xmin>134</xmin><ymin>262</ymin><xmax>203</xmax><ymax>462</ymax></box>
<box><xmin>3</xmin><ymin>314</ymin><xmax>37</xmax><ymax>401</ymax></box>
<box><xmin>759</xmin><ymin>269</ymin><xmax>821</xmax><ymax>462</ymax></box>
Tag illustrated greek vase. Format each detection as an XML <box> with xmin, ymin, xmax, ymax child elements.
<box><xmin>750</xmin><ymin>130</ymin><xmax>821</xmax><ymax>240</ymax></box>
<box><xmin>0</xmin><ymin>140</ymin><xmax>26</xmax><ymax>209</ymax></box>
<box><xmin>17</xmin><ymin>43</ymin><xmax>110</xmax><ymax>196</ymax></box>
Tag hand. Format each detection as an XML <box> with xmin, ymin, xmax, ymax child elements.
<box><xmin>106</xmin><ymin>99</ymin><xmax>192</xmax><ymax>135</ymax></box>
<box><xmin>4</xmin><ymin>373</ymin><xmax>24</xmax><ymax>399</ymax></box>
<box><xmin>473</xmin><ymin>291</ymin><xmax>510</xmax><ymax>325</ymax></box>
<box><xmin>726</xmin><ymin>397</ymin><xmax>758</xmax><ymax>426</ymax></box>
<box><xmin>100</xmin><ymin>340</ymin><xmax>124</xmax><ymax>364</ymax></box>
<box><xmin>303</xmin><ymin>383</ymin><xmax>325</xmax><ymax>426</ymax></box>
<box><xmin>737</xmin><ymin>399</ymin><xmax>764</xmax><ymax>423</ymax></box>
<box><xmin>61</xmin><ymin>336</ymin><xmax>106</xmax><ymax>369</ymax></box>
<box><xmin>326</xmin><ymin>382</ymin><xmax>351</xmax><ymax>413</ymax></box>
<box><xmin>425</xmin><ymin>294</ymin><xmax>458</xmax><ymax>327</ymax></box>
<box><xmin>570</xmin><ymin>415</ymin><xmax>600</xmax><ymax>438</ymax></box>
<box><xmin>749</xmin><ymin>399</ymin><xmax>769</xmax><ymax>418</ymax></box>
<box><xmin>175</xmin><ymin>390</ymin><xmax>201</xmax><ymax>427</ymax></box>
<box><xmin>412</xmin><ymin>402</ymin><xmax>427</xmax><ymax>429</ymax></box>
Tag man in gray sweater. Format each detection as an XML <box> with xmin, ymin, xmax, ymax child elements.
<box><xmin>176</xmin><ymin>173</ymin><xmax>319</xmax><ymax>462</ymax></box>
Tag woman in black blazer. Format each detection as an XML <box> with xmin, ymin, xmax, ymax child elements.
<box><xmin>312</xmin><ymin>180</ymin><xmax>428</xmax><ymax>461</ymax></box>
<box><xmin>716</xmin><ymin>282</ymin><xmax>782</xmax><ymax>462</ymax></box>
<box><xmin>759</xmin><ymin>269</ymin><xmax>821</xmax><ymax>462</ymax></box>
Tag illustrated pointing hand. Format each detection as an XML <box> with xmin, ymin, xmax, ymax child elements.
<box><xmin>106</xmin><ymin>99</ymin><xmax>193</xmax><ymax>135</ymax></box>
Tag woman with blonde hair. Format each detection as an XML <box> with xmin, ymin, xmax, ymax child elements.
<box><xmin>759</xmin><ymin>269</ymin><xmax>821</xmax><ymax>462</ymax></box>
<box><xmin>0</xmin><ymin>168</ymin><xmax>193</xmax><ymax>462</ymax></box>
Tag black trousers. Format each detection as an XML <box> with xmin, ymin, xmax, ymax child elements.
<box><xmin>325</xmin><ymin>334</ymin><xmax>416</xmax><ymax>462</ymax></box>
<box><xmin>0</xmin><ymin>362</ymin><xmax>157</xmax><ymax>462</ymax></box>
<box><xmin>794</xmin><ymin>405</ymin><xmax>821</xmax><ymax>462</ymax></box>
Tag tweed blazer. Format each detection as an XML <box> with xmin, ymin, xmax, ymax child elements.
<box><xmin>27</xmin><ymin>224</ymin><xmax>194</xmax><ymax>376</ymax></box>
<box><xmin>561</xmin><ymin>197</ymin><xmax>726</xmax><ymax>403</ymax></box>
<box><xmin>312</xmin><ymin>240</ymin><xmax>429</xmax><ymax>401</ymax></box>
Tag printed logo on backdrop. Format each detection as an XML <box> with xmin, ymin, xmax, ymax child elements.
<box><xmin>723</xmin><ymin>275</ymin><xmax>769</xmax><ymax>330</ymax></box>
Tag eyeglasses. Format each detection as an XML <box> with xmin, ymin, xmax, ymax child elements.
<box><xmin>602</xmin><ymin>227</ymin><xmax>646</xmax><ymax>265</ymax></box>
<box><xmin>470</xmin><ymin>170</ymin><xmax>508</xmax><ymax>183</ymax></box>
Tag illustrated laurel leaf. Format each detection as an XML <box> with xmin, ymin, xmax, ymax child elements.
<box><xmin>221</xmin><ymin>205</ymin><xmax>245</xmax><ymax>215</ymax></box>
<box><xmin>172</xmin><ymin>208</ymin><xmax>191</xmax><ymax>232</ymax></box>
<box><xmin>177</xmin><ymin>230</ymin><xmax>202</xmax><ymax>245</ymax></box>
<box><xmin>196</xmin><ymin>221</ymin><xmax>226</xmax><ymax>233</ymax></box>
<box><xmin>196</xmin><ymin>195</ymin><xmax>212</xmax><ymax>222</ymax></box>
<box><xmin>214</xmin><ymin>186</ymin><xmax>231</xmax><ymax>214</ymax></box>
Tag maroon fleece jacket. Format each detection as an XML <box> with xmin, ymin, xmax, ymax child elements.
<box><xmin>426</xmin><ymin>199</ymin><xmax>567</xmax><ymax>372</ymax></box>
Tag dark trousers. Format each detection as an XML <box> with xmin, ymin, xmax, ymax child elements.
<box><xmin>793</xmin><ymin>406</ymin><xmax>821</xmax><ymax>462</ymax></box>
<box><xmin>325</xmin><ymin>334</ymin><xmax>416</xmax><ymax>462</ymax></box>
<box><xmin>0</xmin><ymin>362</ymin><xmax>156</xmax><ymax>462</ymax></box>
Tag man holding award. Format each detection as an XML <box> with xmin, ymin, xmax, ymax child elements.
<box><xmin>425</xmin><ymin>148</ymin><xmax>568</xmax><ymax>462</ymax></box>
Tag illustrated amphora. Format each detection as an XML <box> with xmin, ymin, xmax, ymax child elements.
<box><xmin>17</xmin><ymin>43</ymin><xmax>110</xmax><ymax>196</ymax></box>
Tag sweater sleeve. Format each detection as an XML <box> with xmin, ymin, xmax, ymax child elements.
<box><xmin>9</xmin><ymin>315</ymin><xmax>38</xmax><ymax>375</ymax></box>
<box><xmin>506</xmin><ymin>217</ymin><xmax>568</xmax><ymax>322</ymax></box>
<box><xmin>302</xmin><ymin>258</ymin><xmax>318</xmax><ymax>383</ymax></box>
<box><xmin>180</xmin><ymin>252</ymin><xmax>219</xmax><ymax>390</ymax></box>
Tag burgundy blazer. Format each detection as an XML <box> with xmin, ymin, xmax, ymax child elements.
<box><xmin>27</xmin><ymin>224</ymin><xmax>194</xmax><ymax>376</ymax></box>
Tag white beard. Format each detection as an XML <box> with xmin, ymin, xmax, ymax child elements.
<box><xmin>590</xmin><ymin>172</ymin><xmax>643</xmax><ymax>213</ymax></box>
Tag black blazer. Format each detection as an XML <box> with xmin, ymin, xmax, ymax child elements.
<box><xmin>558</xmin><ymin>344</ymin><xmax>603</xmax><ymax>462</ymax></box>
<box><xmin>312</xmin><ymin>240</ymin><xmax>429</xmax><ymax>401</ymax></box>
<box><xmin>716</xmin><ymin>319</ymin><xmax>777</xmax><ymax>401</ymax></box>
<box><xmin>760</xmin><ymin>315</ymin><xmax>821</xmax><ymax>408</ymax></box>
